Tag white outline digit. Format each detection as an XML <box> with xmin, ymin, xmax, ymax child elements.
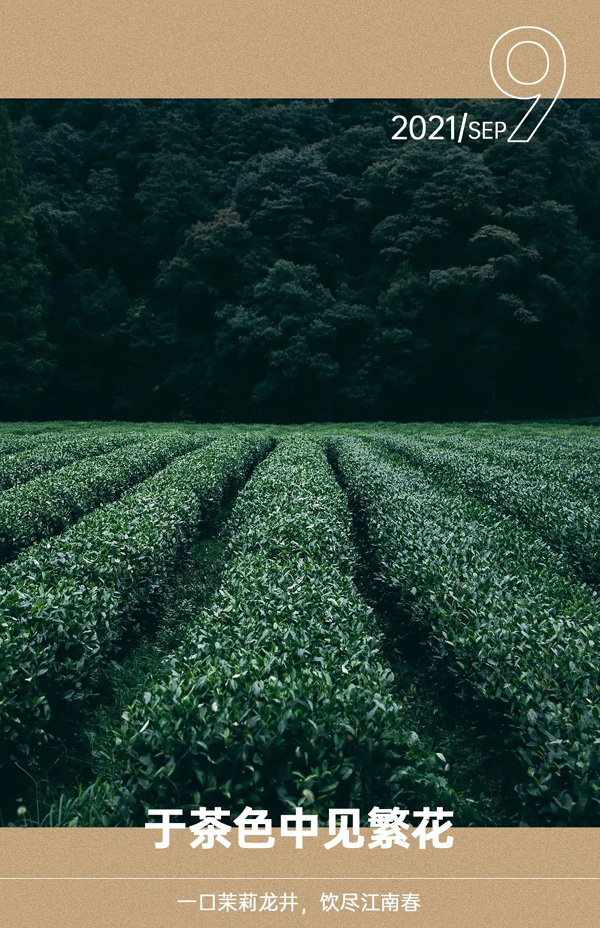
<box><xmin>489</xmin><ymin>27</ymin><xmax>566</xmax><ymax>143</ymax></box>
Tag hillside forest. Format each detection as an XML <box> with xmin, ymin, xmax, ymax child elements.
<box><xmin>1</xmin><ymin>98</ymin><xmax>600</xmax><ymax>422</ymax></box>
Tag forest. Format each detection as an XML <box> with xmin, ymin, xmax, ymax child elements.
<box><xmin>1</xmin><ymin>98</ymin><xmax>600</xmax><ymax>422</ymax></box>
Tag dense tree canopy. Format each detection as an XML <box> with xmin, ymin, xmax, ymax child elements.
<box><xmin>0</xmin><ymin>103</ymin><xmax>53</xmax><ymax>417</ymax></box>
<box><xmin>4</xmin><ymin>98</ymin><xmax>600</xmax><ymax>421</ymax></box>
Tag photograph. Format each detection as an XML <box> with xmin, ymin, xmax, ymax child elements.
<box><xmin>1</xmin><ymin>96</ymin><xmax>599</xmax><ymax>833</ymax></box>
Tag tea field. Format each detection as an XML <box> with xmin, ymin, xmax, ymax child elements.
<box><xmin>1</xmin><ymin>421</ymin><xmax>599</xmax><ymax>827</ymax></box>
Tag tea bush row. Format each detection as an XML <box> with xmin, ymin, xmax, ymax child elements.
<box><xmin>0</xmin><ymin>433</ymin><xmax>213</xmax><ymax>564</ymax></box>
<box><xmin>332</xmin><ymin>437</ymin><xmax>600</xmax><ymax>824</ymax></box>
<box><xmin>377</xmin><ymin>434</ymin><xmax>600</xmax><ymax>581</ymax></box>
<box><xmin>0</xmin><ymin>432</ymin><xmax>140</xmax><ymax>491</ymax></box>
<box><xmin>409</xmin><ymin>431</ymin><xmax>600</xmax><ymax>499</ymax></box>
<box><xmin>0</xmin><ymin>434</ymin><xmax>268</xmax><ymax>770</ymax></box>
<box><xmin>94</xmin><ymin>436</ymin><xmax>453</xmax><ymax>824</ymax></box>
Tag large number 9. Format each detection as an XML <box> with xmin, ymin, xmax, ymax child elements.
<box><xmin>490</xmin><ymin>27</ymin><xmax>566</xmax><ymax>143</ymax></box>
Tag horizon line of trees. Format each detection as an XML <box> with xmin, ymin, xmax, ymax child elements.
<box><xmin>1</xmin><ymin>98</ymin><xmax>599</xmax><ymax>422</ymax></box>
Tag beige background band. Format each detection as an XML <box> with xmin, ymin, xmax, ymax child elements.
<box><xmin>1</xmin><ymin>829</ymin><xmax>599</xmax><ymax>925</ymax></box>
<box><xmin>0</xmin><ymin>0</ymin><xmax>596</xmax><ymax>97</ymax></box>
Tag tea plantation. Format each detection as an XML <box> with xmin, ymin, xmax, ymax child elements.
<box><xmin>0</xmin><ymin>421</ymin><xmax>598</xmax><ymax>826</ymax></box>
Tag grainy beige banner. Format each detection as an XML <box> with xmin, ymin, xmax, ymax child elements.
<box><xmin>0</xmin><ymin>829</ymin><xmax>599</xmax><ymax>926</ymax></box>
<box><xmin>0</xmin><ymin>0</ymin><xmax>596</xmax><ymax>97</ymax></box>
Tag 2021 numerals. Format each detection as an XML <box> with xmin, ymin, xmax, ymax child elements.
<box><xmin>391</xmin><ymin>114</ymin><xmax>507</xmax><ymax>143</ymax></box>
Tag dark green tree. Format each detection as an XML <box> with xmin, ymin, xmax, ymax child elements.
<box><xmin>0</xmin><ymin>103</ymin><xmax>53</xmax><ymax>417</ymax></box>
<box><xmin>5</xmin><ymin>97</ymin><xmax>600</xmax><ymax>421</ymax></box>
<box><xmin>216</xmin><ymin>260</ymin><xmax>347</xmax><ymax>421</ymax></box>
